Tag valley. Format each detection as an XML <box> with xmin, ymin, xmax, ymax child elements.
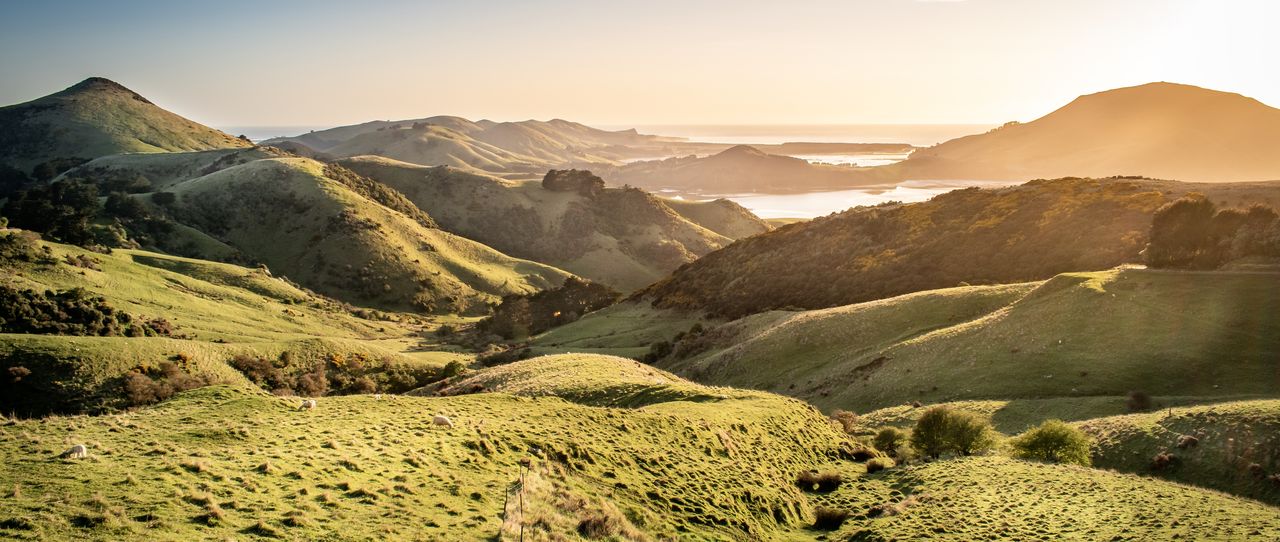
<box><xmin>3</xmin><ymin>12</ymin><xmax>1280</xmax><ymax>537</ymax></box>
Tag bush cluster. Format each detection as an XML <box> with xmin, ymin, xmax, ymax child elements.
<box><xmin>479</xmin><ymin>277</ymin><xmax>619</xmax><ymax>340</ymax></box>
<box><xmin>123</xmin><ymin>361</ymin><xmax>220</xmax><ymax>406</ymax></box>
<box><xmin>910</xmin><ymin>406</ymin><xmax>997</xmax><ymax>458</ymax></box>
<box><xmin>229</xmin><ymin>352</ymin><xmax>446</xmax><ymax>397</ymax></box>
<box><xmin>1009</xmin><ymin>419</ymin><xmax>1093</xmax><ymax>466</ymax></box>
<box><xmin>873</xmin><ymin>427</ymin><xmax>909</xmax><ymax>456</ymax></box>
<box><xmin>0</xmin><ymin>285</ymin><xmax>173</xmax><ymax>337</ymax></box>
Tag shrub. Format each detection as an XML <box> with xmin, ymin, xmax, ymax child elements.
<box><xmin>123</xmin><ymin>362</ymin><xmax>217</xmax><ymax>406</ymax></box>
<box><xmin>1151</xmin><ymin>452</ymin><xmax>1178</xmax><ymax>471</ymax></box>
<box><xmin>1176</xmin><ymin>435</ymin><xmax>1199</xmax><ymax>449</ymax></box>
<box><xmin>873</xmin><ymin>427</ymin><xmax>909</xmax><ymax>456</ymax></box>
<box><xmin>815</xmin><ymin>472</ymin><xmax>843</xmax><ymax>492</ymax></box>
<box><xmin>910</xmin><ymin>406</ymin><xmax>997</xmax><ymax>458</ymax></box>
<box><xmin>1010</xmin><ymin>419</ymin><xmax>1093</xmax><ymax>466</ymax></box>
<box><xmin>865</xmin><ymin>457</ymin><xmax>894</xmax><ymax>473</ymax></box>
<box><xmin>830</xmin><ymin>409</ymin><xmax>858</xmax><ymax>433</ymax></box>
<box><xmin>794</xmin><ymin>471</ymin><xmax>820</xmax><ymax>491</ymax></box>
<box><xmin>812</xmin><ymin>507</ymin><xmax>850</xmax><ymax>530</ymax></box>
<box><xmin>1126</xmin><ymin>390</ymin><xmax>1152</xmax><ymax>412</ymax></box>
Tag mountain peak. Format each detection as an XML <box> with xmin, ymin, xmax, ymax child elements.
<box><xmin>716</xmin><ymin>145</ymin><xmax>768</xmax><ymax>158</ymax></box>
<box><xmin>59</xmin><ymin>77</ymin><xmax>152</xmax><ymax>104</ymax></box>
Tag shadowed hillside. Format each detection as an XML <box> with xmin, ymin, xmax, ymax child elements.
<box><xmin>340</xmin><ymin>156</ymin><xmax>764</xmax><ymax>291</ymax></box>
<box><xmin>0</xmin><ymin>78</ymin><xmax>250</xmax><ymax>175</ymax></box>
<box><xmin>639</xmin><ymin>177</ymin><xmax>1280</xmax><ymax>319</ymax></box>
<box><xmin>897</xmin><ymin>82</ymin><xmax>1280</xmax><ymax>182</ymax></box>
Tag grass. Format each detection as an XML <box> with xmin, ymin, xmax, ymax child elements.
<box><xmin>655</xmin><ymin>267</ymin><xmax>1280</xmax><ymax>413</ymax></box>
<box><xmin>802</xmin><ymin>456</ymin><xmax>1280</xmax><ymax>541</ymax></box>
<box><xmin>1078</xmin><ymin>399</ymin><xmax>1280</xmax><ymax>505</ymax></box>
<box><xmin>0</xmin><ymin>235</ymin><xmax>471</xmax><ymax>414</ymax></box>
<box><xmin>0</xmin><ymin>355</ymin><xmax>853</xmax><ymax>540</ymax></box>
<box><xmin>530</xmin><ymin>301</ymin><xmax>713</xmax><ymax>358</ymax></box>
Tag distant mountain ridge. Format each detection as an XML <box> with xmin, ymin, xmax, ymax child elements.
<box><xmin>265</xmin><ymin>116</ymin><xmax>673</xmax><ymax>173</ymax></box>
<box><xmin>0</xmin><ymin>77</ymin><xmax>250</xmax><ymax>173</ymax></box>
<box><xmin>897</xmin><ymin>82</ymin><xmax>1280</xmax><ymax>182</ymax></box>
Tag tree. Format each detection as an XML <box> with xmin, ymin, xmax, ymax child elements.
<box><xmin>2</xmin><ymin>180</ymin><xmax>100</xmax><ymax>245</ymax></box>
<box><xmin>1145</xmin><ymin>194</ymin><xmax>1217</xmax><ymax>268</ymax></box>
<box><xmin>873</xmin><ymin>426</ymin><xmax>909</xmax><ymax>455</ymax></box>
<box><xmin>1010</xmin><ymin>419</ymin><xmax>1093</xmax><ymax>466</ymax></box>
<box><xmin>910</xmin><ymin>406</ymin><xmax>997</xmax><ymax>458</ymax></box>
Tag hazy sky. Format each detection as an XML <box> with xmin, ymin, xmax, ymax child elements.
<box><xmin>1</xmin><ymin>0</ymin><xmax>1276</xmax><ymax>128</ymax></box>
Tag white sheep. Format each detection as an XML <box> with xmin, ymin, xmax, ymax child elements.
<box><xmin>299</xmin><ymin>399</ymin><xmax>318</xmax><ymax>410</ymax></box>
<box><xmin>62</xmin><ymin>444</ymin><xmax>89</xmax><ymax>459</ymax></box>
<box><xmin>432</xmin><ymin>415</ymin><xmax>454</xmax><ymax>429</ymax></box>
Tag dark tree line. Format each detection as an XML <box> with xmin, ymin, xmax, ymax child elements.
<box><xmin>1145</xmin><ymin>194</ymin><xmax>1280</xmax><ymax>269</ymax></box>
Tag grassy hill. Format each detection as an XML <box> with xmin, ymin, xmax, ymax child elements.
<box><xmin>0</xmin><ymin>355</ymin><xmax>856</xmax><ymax>540</ymax></box>
<box><xmin>172</xmin><ymin>156</ymin><xmax>569</xmax><ymax>312</ymax></box>
<box><xmin>655</xmin><ymin>267</ymin><xmax>1280</xmax><ymax>413</ymax></box>
<box><xmin>640</xmin><ymin>176</ymin><xmax>1280</xmax><ymax>319</ymax></box>
<box><xmin>264</xmin><ymin>116</ymin><xmax>669</xmax><ymax>174</ymax></box>
<box><xmin>0</xmin><ymin>232</ymin><xmax>468</xmax><ymax>416</ymax></box>
<box><xmin>4</xmin><ymin>354</ymin><xmax>1277</xmax><ymax>541</ymax></box>
<box><xmin>340</xmin><ymin>156</ymin><xmax>764</xmax><ymax>291</ymax></box>
<box><xmin>0</xmin><ymin>78</ymin><xmax>250</xmax><ymax>174</ymax></box>
<box><xmin>895</xmin><ymin>82</ymin><xmax>1280</xmax><ymax>183</ymax></box>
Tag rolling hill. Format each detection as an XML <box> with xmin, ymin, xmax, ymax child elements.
<box><xmin>600</xmin><ymin>144</ymin><xmax>894</xmax><ymax>193</ymax></box>
<box><xmin>339</xmin><ymin>156</ymin><xmax>767</xmax><ymax>291</ymax></box>
<box><xmin>639</xmin><ymin>176</ymin><xmax>1280</xmax><ymax>319</ymax></box>
<box><xmin>0</xmin><ymin>231</ymin><xmax>468</xmax><ymax>416</ymax></box>
<box><xmin>166</xmin><ymin>156</ymin><xmax>570</xmax><ymax>312</ymax></box>
<box><xmin>652</xmin><ymin>265</ymin><xmax>1280</xmax><ymax>409</ymax></box>
<box><xmin>897</xmin><ymin>82</ymin><xmax>1280</xmax><ymax>182</ymax></box>
<box><xmin>264</xmin><ymin>116</ymin><xmax>672</xmax><ymax>173</ymax></box>
<box><xmin>0</xmin><ymin>78</ymin><xmax>250</xmax><ymax>175</ymax></box>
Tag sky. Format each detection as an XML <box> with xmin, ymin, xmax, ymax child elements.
<box><xmin>1</xmin><ymin>0</ymin><xmax>1277</xmax><ymax>128</ymax></box>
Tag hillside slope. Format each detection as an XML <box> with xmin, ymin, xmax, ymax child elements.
<box><xmin>1080</xmin><ymin>399</ymin><xmax>1280</xmax><ymax>505</ymax></box>
<box><xmin>898</xmin><ymin>82</ymin><xmax>1280</xmax><ymax>182</ymax></box>
<box><xmin>0</xmin><ymin>355</ymin><xmax>855</xmax><ymax>540</ymax></box>
<box><xmin>661</xmin><ymin>267</ymin><xmax>1280</xmax><ymax>412</ymax></box>
<box><xmin>640</xmin><ymin>176</ymin><xmax>1280</xmax><ymax>319</ymax></box>
<box><xmin>0</xmin><ymin>78</ymin><xmax>249</xmax><ymax>174</ymax></box>
<box><xmin>170</xmin><ymin>156</ymin><xmax>569</xmax><ymax>312</ymax></box>
<box><xmin>340</xmin><ymin>156</ymin><xmax>754</xmax><ymax>291</ymax></box>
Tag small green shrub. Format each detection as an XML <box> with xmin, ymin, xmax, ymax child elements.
<box><xmin>873</xmin><ymin>427</ymin><xmax>909</xmax><ymax>455</ymax></box>
<box><xmin>1010</xmin><ymin>419</ymin><xmax>1093</xmax><ymax>466</ymax></box>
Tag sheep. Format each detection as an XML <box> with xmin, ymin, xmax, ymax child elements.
<box><xmin>1176</xmin><ymin>435</ymin><xmax>1199</xmax><ymax>449</ymax></box>
<box><xmin>432</xmin><ymin>415</ymin><xmax>454</xmax><ymax>429</ymax></box>
<box><xmin>299</xmin><ymin>399</ymin><xmax>317</xmax><ymax>411</ymax></box>
<box><xmin>61</xmin><ymin>444</ymin><xmax>89</xmax><ymax>459</ymax></box>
